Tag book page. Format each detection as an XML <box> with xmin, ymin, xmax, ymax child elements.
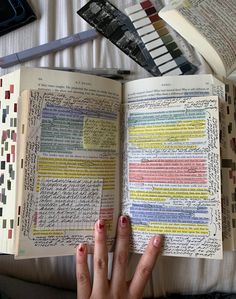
<box><xmin>160</xmin><ymin>0</ymin><xmax>236</xmax><ymax>77</ymax></box>
<box><xmin>19</xmin><ymin>66</ymin><xmax>122</xmax><ymax>98</ymax></box>
<box><xmin>123</xmin><ymin>76</ymin><xmax>223</xmax><ymax>259</ymax></box>
<box><xmin>123</xmin><ymin>96</ymin><xmax>221</xmax><ymax>259</ymax></box>
<box><xmin>0</xmin><ymin>67</ymin><xmax>121</xmax><ymax>255</ymax></box>
<box><xmin>16</xmin><ymin>89</ymin><xmax>121</xmax><ymax>258</ymax></box>
<box><xmin>178</xmin><ymin>0</ymin><xmax>236</xmax><ymax>76</ymax></box>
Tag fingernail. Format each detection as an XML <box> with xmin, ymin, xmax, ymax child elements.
<box><xmin>120</xmin><ymin>215</ymin><xmax>128</xmax><ymax>228</ymax></box>
<box><xmin>78</xmin><ymin>244</ymin><xmax>85</xmax><ymax>256</ymax></box>
<box><xmin>97</xmin><ymin>219</ymin><xmax>105</xmax><ymax>232</ymax></box>
<box><xmin>153</xmin><ymin>235</ymin><xmax>161</xmax><ymax>248</ymax></box>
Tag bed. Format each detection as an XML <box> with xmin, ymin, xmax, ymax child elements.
<box><xmin>0</xmin><ymin>1</ymin><xmax>236</xmax><ymax>298</ymax></box>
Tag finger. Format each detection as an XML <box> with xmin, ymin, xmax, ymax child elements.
<box><xmin>128</xmin><ymin>235</ymin><xmax>162</xmax><ymax>298</ymax></box>
<box><xmin>93</xmin><ymin>219</ymin><xmax>109</xmax><ymax>293</ymax></box>
<box><xmin>76</xmin><ymin>244</ymin><xmax>91</xmax><ymax>299</ymax></box>
<box><xmin>110</xmin><ymin>215</ymin><xmax>130</xmax><ymax>292</ymax></box>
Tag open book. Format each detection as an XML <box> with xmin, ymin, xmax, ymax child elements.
<box><xmin>0</xmin><ymin>67</ymin><xmax>235</xmax><ymax>259</ymax></box>
<box><xmin>159</xmin><ymin>0</ymin><xmax>236</xmax><ymax>81</ymax></box>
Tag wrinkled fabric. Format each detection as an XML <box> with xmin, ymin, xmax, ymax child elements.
<box><xmin>0</xmin><ymin>1</ymin><xmax>234</xmax><ymax>298</ymax></box>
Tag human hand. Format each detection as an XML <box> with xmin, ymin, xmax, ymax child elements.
<box><xmin>76</xmin><ymin>216</ymin><xmax>162</xmax><ymax>299</ymax></box>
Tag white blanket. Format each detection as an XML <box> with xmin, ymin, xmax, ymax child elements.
<box><xmin>0</xmin><ymin>0</ymin><xmax>235</xmax><ymax>297</ymax></box>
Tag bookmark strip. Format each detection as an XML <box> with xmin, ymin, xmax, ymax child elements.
<box><xmin>125</xmin><ymin>0</ymin><xmax>197</xmax><ymax>76</ymax></box>
<box><xmin>78</xmin><ymin>0</ymin><xmax>162</xmax><ymax>76</ymax></box>
<box><xmin>78</xmin><ymin>0</ymin><xmax>197</xmax><ymax>76</ymax></box>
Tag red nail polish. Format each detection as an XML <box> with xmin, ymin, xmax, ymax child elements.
<box><xmin>99</xmin><ymin>222</ymin><xmax>104</xmax><ymax>230</ymax></box>
<box><xmin>78</xmin><ymin>244</ymin><xmax>85</xmax><ymax>255</ymax></box>
<box><xmin>120</xmin><ymin>216</ymin><xmax>128</xmax><ymax>228</ymax></box>
<box><xmin>97</xmin><ymin>219</ymin><xmax>105</xmax><ymax>232</ymax></box>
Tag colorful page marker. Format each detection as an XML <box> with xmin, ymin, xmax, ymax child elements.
<box><xmin>78</xmin><ymin>0</ymin><xmax>197</xmax><ymax>76</ymax></box>
<box><xmin>125</xmin><ymin>0</ymin><xmax>196</xmax><ymax>75</ymax></box>
<box><xmin>78</xmin><ymin>0</ymin><xmax>162</xmax><ymax>76</ymax></box>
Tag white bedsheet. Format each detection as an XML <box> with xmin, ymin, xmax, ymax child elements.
<box><xmin>0</xmin><ymin>0</ymin><xmax>236</xmax><ymax>297</ymax></box>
